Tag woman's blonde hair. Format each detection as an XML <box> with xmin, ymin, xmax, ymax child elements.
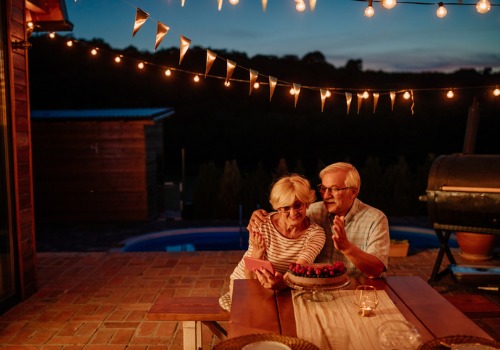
<box><xmin>269</xmin><ymin>174</ymin><xmax>316</xmax><ymax>210</ymax></box>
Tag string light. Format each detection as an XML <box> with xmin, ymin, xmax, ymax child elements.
<box><xmin>364</xmin><ymin>0</ymin><xmax>375</xmax><ymax>17</ymax></box>
<box><xmin>66</xmin><ymin>40</ymin><xmax>73</xmax><ymax>47</ymax></box>
<box><xmin>164</xmin><ymin>69</ymin><xmax>172</xmax><ymax>76</ymax></box>
<box><xmin>194</xmin><ymin>75</ymin><xmax>200</xmax><ymax>82</ymax></box>
<box><xmin>476</xmin><ymin>0</ymin><xmax>491</xmax><ymax>13</ymax></box>
<box><xmin>290</xmin><ymin>87</ymin><xmax>296</xmax><ymax>95</ymax></box>
<box><xmin>381</xmin><ymin>0</ymin><xmax>397</xmax><ymax>10</ymax></box>
<box><xmin>90</xmin><ymin>48</ymin><xmax>98</xmax><ymax>56</ymax></box>
<box><xmin>137</xmin><ymin>62</ymin><xmax>145</xmax><ymax>69</ymax></box>
<box><xmin>436</xmin><ymin>2</ymin><xmax>447</xmax><ymax>18</ymax></box>
<box><xmin>403</xmin><ymin>91</ymin><xmax>411</xmax><ymax>99</ymax></box>
<box><xmin>114</xmin><ymin>56</ymin><xmax>122</xmax><ymax>63</ymax></box>
<box><xmin>224</xmin><ymin>81</ymin><xmax>231</xmax><ymax>87</ymax></box>
<box><xmin>494</xmin><ymin>88</ymin><xmax>500</xmax><ymax>96</ymax></box>
<box><xmin>362</xmin><ymin>91</ymin><xmax>370</xmax><ymax>99</ymax></box>
<box><xmin>253</xmin><ymin>82</ymin><xmax>260</xmax><ymax>89</ymax></box>
<box><xmin>48</xmin><ymin>32</ymin><xmax>55</xmax><ymax>39</ymax></box>
<box><xmin>229</xmin><ymin>0</ymin><xmax>239</xmax><ymax>5</ymax></box>
<box><xmin>295</xmin><ymin>0</ymin><xmax>306</xmax><ymax>12</ymax></box>
<box><xmin>326</xmin><ymin>90</ymin><xmax>332</xmax><ymax>98</ymax></box>
<box><xmin>446</xmin><ymin>90</ymin><xmax>454</xmax><ymax>98</ymax></box>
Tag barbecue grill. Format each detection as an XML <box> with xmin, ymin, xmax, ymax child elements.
<box><xmin>421</xmin><ymin>153</ymin><xmax>500</xmax><ymax>283</ymax></box>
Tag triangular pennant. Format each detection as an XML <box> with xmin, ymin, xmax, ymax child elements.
<box><xmin>293</xmin><ymin>83</ymin><xmax>301</xmax><ymax>108</ymax></box>
<box><xmin>218</xmin><ymin>0</ymin><xmax>223</xmax><ymax>11</ymax></box>
<box><xmin>357</xmin><ymin>93</ymin><xmax>363</xmax><ymax>114</ymax></box>
<box><xmin>373</xmin><ymin>93</ymin><xmax>380</xmax><ymax>113</ymax></box>
<box><xmin>133</xmin><ymin>8</ymin><xmax>149</xmax><ymax>37</ymax></box>
<box><xmin>309</xmin><ymin>0</ymin><xmax>317</xmax><ymax>11</ymax></box>
<box><xmin>320</xmin><ymin>89</ymin><xmax>328</xmax><ymax>112</ymax></box>
<box><xmin>155</xmin><ymin>21</ymin><xmax>170</xmax><ymax>51</ymax></box>
<box><xmin>249</xmin><ymin>70</ymin><xmax>258</xmax><ymax>95</ymax></box>
<box><xmin>390</xmin><ymin>91</ymin><xmax>396</xmax><ymax>111</ymax></box>
<box><xmin>181</xmin><ymin>0</ymin><xmax>186</xmax><ymax>6</ymax></box>
<box><xmin>226</xmin><ymin>60</ymin><xmax>236</xmax><ymax>83</ymax></box>
<box><xmin>205</xmin><ymin>50</ymin><xmax>217</xmax><ymax>78</ymax></box>
<box><xmin>345</xmin><ymin>92</ymin><xmax>352</xmax><ymax>114</ymax></box>
<box><xmin>262</xmin><ymin>0</ymin><xmax>268</xmax><ymax>11</ymax></box>
<box><xmin>179</xmin><ymin>35</ymin><xmax>191</xmax><ymax>65</ymax></box>
<box><xmin>269</xmin><ymin>76</ymin><xmax>277</xmax><ymax>101</ymax></box>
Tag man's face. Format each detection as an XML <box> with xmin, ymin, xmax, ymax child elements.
<box><xmin>319</xmin><ymin>170</ymin><xmax>357</xmax><ymax>217</ymax></box>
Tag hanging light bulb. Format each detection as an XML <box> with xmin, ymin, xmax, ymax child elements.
<box><xmin>446</xmin><ymin>90</ymin><xmax>454</xmax><ymax>98</ymax></box>
<box><xmin>194</xmin><ymin>75</ymin><xmax>200</xmax><ymax>82</ymax></box>
<box><xmin>476</xmin><ymin>0</ymin><xmax>491</xmax><ymax>13</ymax></box>
<box><xmin>253</xmin><ymin>82</ymin><xmax>260</xmax><ymax>89</ymax></box>
<box><xmin>436</xmin><ymin>2</ymin><xmax>447</xmax><ymax>18</ymax></box>
<box><xmin>229</xmin><ymin>0</ymin><xmax>239</xmax><ymax>5</ymax></box>
<box><xmin>326</xmin><ymin>90</ymin><xmax>332</xmax><ymax>98</ymax></box>
<box><xmin>364</xmin><ymin>2</ymin><xmax>375</xmax><ymax>17</ymax></box>
<box><xmin>403</xmin><ymin>91</ymin><xmax>411</xmax><ymax>99</ymax></box>
<box><xmin>66</xmin><ymin>40</ymin><xmax>73</xmax><ymax>47</ymax></box>
<box><xmin>290</xmin><ymin>87</ymin><xmax>296</xmax><ymax>95</ymax></box>
<box><xmin>90</xmin><ymin>48</ymin><xmax>98</xmax><ymax>56</ymax></box>
<box><xmin>362</xmin><ymin>91</ymin><xmax>370</xmax><ymax>99</ymax></box>
<box><xmin>295</xmin><ymin>0</ymin><xmax>306</xmax><ymax>12</ymax></box>
<box><xmin>48</xmin><ymin>32</ymin><xmax>56</xmax><ymax>39</ymax></box>
<box><xmin>224</xmin><ymin>81</ymin><xmax>231</xmax><ymax>87</ymax></box>
<box><xmin>114</xmin><ymin>56</ymin><xmax>122</xmax><ymax>63</ymax></box>
<box><xmin>381</xmin><ymin>0</ymin><xmax>397</xmax><ymax>10</ymax></box>
<box><xmin>138</xmin><ymin>62</ymin><xmax>145</xmax><ymax>69</ymax></box>
<box><xmin>493</xmin><ymin>88</ymin><xmax>500</xmax><ymax>96</ymax></box>
<box><xmin>164</xmin><ymin>69</ymin><xmax>172</xmax><ymax>77</ymax></box>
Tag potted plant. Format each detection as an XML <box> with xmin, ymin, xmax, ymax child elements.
<box><xmin>455</xmin><ymin>232</ymin><xmax>497</xmax><ymax>261</ymax></box>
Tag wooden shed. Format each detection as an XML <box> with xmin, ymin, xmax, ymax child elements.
<box><xmin>31</xmin><ymin>107</ymin><xmax>174</xmax><ymax>223</ymax></box>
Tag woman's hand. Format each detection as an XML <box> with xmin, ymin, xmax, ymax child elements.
<box><xmin>255</xmin><ymin>269</ymin><xmax>287</xmax><ymax>290</ymax></box>
<box><xmin>249</xmin><ymin>230</ymin><xmax>266</xmax><ymax>258</ymax></box>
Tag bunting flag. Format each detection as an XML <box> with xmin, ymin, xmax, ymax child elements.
<box><xmin>218</xmin><ymin>0</ymin><xmax>223</xmax><ymax>11</ymax></box>
<box><xmin>179</xmin><ymin>35</ymin><xmax>191</xmax><ymax>65</ymax></box>
<box><xmin>309</xmin><ymin>0</ymin><xmax>317</xmax><ymax>11</ymax></box>
<box><xmin>373</xmin><ymin>93</ymin><xmax>380</xmax><ymax>113</ymax></box>
<box><xmin>345</xmin><ymin>92</ymin><xmax>352</xmax><ymax>114</ymax></box>
<box><xmin>262</xmin><ymin>0</ymin><xmax>268</xmax><ymax>11</ymax></box>
<box><xmin>132</xmin><ymin>8</ymin><xmax>149</xmax><ymax>37</ymax></box>
<box><xmin>269</xmin><ymin>76</ymin><xmax>277</xmax><ymax>101</ymax></box>
<box><xmin>181</xmin><ymin>0</ymin><xmax>185</xmax><ymax>6</ymax></box>
<box><xmin>155</xmin><ymin>22</ymin><xmax>170</xmax><ymax>51</ymax></box>
<box><xmin>205</xmin><ymin>50</ymin><xmax>217</xmax><ymax>77</ymax></box>
<box><xmin>249</xmin><ymin>70</ymin><xmax>259</xmax><ymax>95</ymax></box>
<box><xmin>320</xmin><ymin>89</ymin><xmax>328</xmax><ymax>112</ymax></box>
<box><xmin>226</xmin><ymin>60</ymin><xmax>236</xmax><ymax>83</ymax></box>
<box><xmin>357</xmin><ymin>93</ymin><xmax>363</xmax><ymax>114</ymax></box>
<box><xmin>293</xmin><ymin>83</ymin><xmax>301</xmax><ymax>108</ymax></box>
<box><xmin>390</xmin><ymin>91</ymin><xmax>396</xmax><ymax>111</ymax></box>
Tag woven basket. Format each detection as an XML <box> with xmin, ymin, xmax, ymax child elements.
<box><xmin>213</xmin><ymin>334</ymin><xmax>319</xmax><ymax>350</ymax></box>
<box><xmin>420</xmin><ymin>335</ymin><xmax>499</xmax><ymax>350</ymax></box>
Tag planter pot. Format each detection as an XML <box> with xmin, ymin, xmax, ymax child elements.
<box><xmin>389</xmin><ymin>240</ymin><xmax>410</xmax><ymax>257</ymax></box>
<box><xmin>456</xmin><ymin>232</ymin><xmax>497</xmax><ymax>261</ymax></box>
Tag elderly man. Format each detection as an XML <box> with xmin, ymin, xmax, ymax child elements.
<box><xmin>250</xmin><ymin>162</ymin><xmax>390</xmax><ymax>277</ymax></box>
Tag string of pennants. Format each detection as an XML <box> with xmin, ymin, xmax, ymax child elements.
<box><xmin>132</xmin><ymin>7</ymin><xmax>419</xmax><ymax>114</ymax></box>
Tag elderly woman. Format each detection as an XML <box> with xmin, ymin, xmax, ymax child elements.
<box><xmin>219</xmin><ymin>174</ymin><xmax>325</xmax><ymax>310</ymax></box>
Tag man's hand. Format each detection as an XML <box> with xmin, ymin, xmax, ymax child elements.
<box><xmin>247</xmin><ymin>209</ymin><xmax>269</xmax><ymax>231</ymax></box>
<box><xmin>332</xmin><ymin>215</ymin><xmax>352</xmax><ymax>252</ymax></box>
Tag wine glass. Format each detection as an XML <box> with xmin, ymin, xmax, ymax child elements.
<box><xmin>354</xmin><ymin>285</ymin><xmax>379</xmax><ymax>316</ymax></box>
<box><xmin>377</xmin><ymin>320</ymin><xmax>422</xmax><ymax>350</ymax></box>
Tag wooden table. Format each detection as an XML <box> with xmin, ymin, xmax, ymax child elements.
<box><xmin>228</xmin><ymin>275</ymin><xmax>494</xmax><ymax>344</ymax></box>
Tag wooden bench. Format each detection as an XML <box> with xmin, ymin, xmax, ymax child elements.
<box><xmin>147</xmin><ymin>296</ymin><xmax>229</xmax><ymax>350</ymax></box>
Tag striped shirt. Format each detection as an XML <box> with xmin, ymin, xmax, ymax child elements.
<box><xmin>307</xmin><ymin>199</ymin><xmax>390</xmax><ymax>274</ymax></box>
<box><xmin>230</xmin><ymin>213</ymin><xmax>326</xmax><ymax>280</ymax></box>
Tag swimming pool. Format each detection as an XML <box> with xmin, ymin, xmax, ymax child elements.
<box><xmin>117</xmin><ymin>225</ymin><xmax>458</xmax><ymax>253</ymax></box>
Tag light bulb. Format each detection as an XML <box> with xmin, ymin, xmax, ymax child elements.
<box><xmin>493</xmin><ymin>88</ymin><xmax>500</xmax><ymax>96</ymax></box>
<box><xmin>381</xmin><ymin>0</ymin><xmax>396</xmax><ymax>10</ymax></box>
<box><xmin>365</xmin><ymin>5</ymin><xmax>375</xmax><ymax>17</ymax></box>
<box><xmin>290</xmin><ymin>87</ymin><xmax>295</xmax><ymax>95</ymax></box>
<box><xmin>253</xmin><ymin>82</ymin><xmax>260</xmax><ymax>89</ymax></box>
<box><xmin>194</xmin><ymin>75</ymin><xmax>200</xmax><ymax>82</ymax></box>
<box><xmin>326</xmin><ymin>91</ymin><xmax>332</xmax><ymax>98</ymax></box>
<box><xmin>48</xmin><ymin>32</ymin><xmax>56</xmax><ymax>39</ymax></box>
<box><xmin>91</xmin><ymin>48</ymin><xmax>98</xmax><ymax>56</ymax></box>
<box><xmin>296</xmin><ymin>0</ymin><xmax>306</xmax><ymax>12</ymax></box>
<box><xmin>66</xmin><ymin>40</ymin><xmax>73</xmax><ymax>47</ymax></box>
<box><xmin>476</xmin><ymin>0</ymin><xmax>491</xmax><ymax>13</ymax></box>
<box><xmin>138</xmin><ymin>62</ymin><xmax>145</xmax><ymax>69</ymax></box>
<box><xmin>229</xmin><ymin>0</ymin><xmax>239</xmax><ymax>4</ymax></box>
<box><xmin>436</xmin><ymin>3</ymin><xmax>447</xmax><ymax>18</ymax></box>
<box><xmin>362</xmin><ymin>91</ymin><xmax>370</xmax><ymax>99</ymax></box>
<box><xmin>164</xmin><ymin>69</ymin><xmax>171</xmax><ymax>77</ymax></box>
<box><xmin>403</xmin><ymin>91</ymin><xmax>411</xmax><ymax>99</ymax></box>
<box><xmin>224</xmin><ymin>81</ymin><xmax>230</xmax><ymax>87</ymax></box>
<box><xmin>446</xmin><ymin>90</ymin><xmax>454</xmax><ymax>99</ymax></box>
<box><xmin>114</xmin><ymin>56</ymin><xmax>121</xmax><ymax>63</ymax></box>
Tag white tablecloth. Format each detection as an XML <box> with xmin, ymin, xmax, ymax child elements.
<box><xmin>292</xmin><ymin>289</ymin><xmax>408</xmax><ymax>350</ymax></box>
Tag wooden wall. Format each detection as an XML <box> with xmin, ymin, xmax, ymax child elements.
<box><xmin>9</xmin><ymin>0</ymin><xmax>37</xmax><ymax>298</ymax></box>
<box><xmin>32</xmin><ymin>119</ymin><xmax>165</xmax><ymax>222</ymax></box>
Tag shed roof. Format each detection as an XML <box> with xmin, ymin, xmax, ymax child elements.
<box><xmin>31</xmin><ymin>108</ymin><xmax>175</xmax><ymax>122</ymax></box>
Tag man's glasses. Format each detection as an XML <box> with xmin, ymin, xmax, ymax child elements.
<box><xmin>317</xmin><ymin>185</ymin><xmax>352</xmax><ymax>195</ymax></box>
<box><xmin>278</xmin><ymin>202</ymin><xmax>305</xmax><ymax>213</ymax></box>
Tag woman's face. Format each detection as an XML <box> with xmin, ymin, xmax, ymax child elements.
<box><xmin>277</xmin><ymin>200</ymin><xmax>307</xmax><ymax>225</ymax></box>
<box><xmin>319</xmin><ymin>170</ymin><xmax>357</xmax><ymax>217</ymax></box>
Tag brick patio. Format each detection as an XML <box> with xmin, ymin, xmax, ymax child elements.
<box><xmin>0</xmin><ymin>249</ymin><xmax>498</xmax><ymax>349</ymax></box>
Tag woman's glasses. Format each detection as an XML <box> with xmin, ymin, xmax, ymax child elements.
<box><xmin>278</xmin><ymin>202</ymin><xmax>305</xmax><ymax>213</ymax></box>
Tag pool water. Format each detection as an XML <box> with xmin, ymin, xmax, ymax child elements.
<box><xmin>118</xmin><ymin>225</ymin><xmax>458</xmax><ymax>253</ymax></box>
